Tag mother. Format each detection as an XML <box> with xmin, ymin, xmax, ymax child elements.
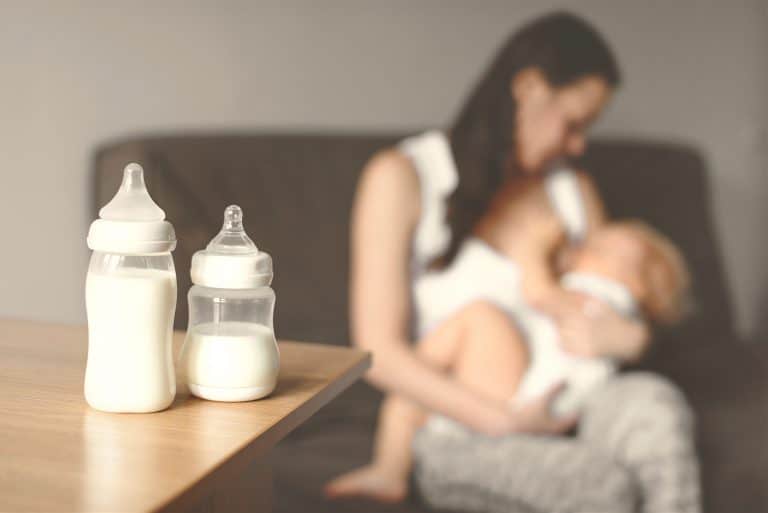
<box><xmin>337</xmin><ymin>11</ymin><xmax>699</xmax><ymax>513</ymax></box>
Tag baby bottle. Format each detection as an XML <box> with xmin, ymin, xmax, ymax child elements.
<box><xmin>180</xmin><ymin>205</ymin><xmax>279</xmax><ymax>402</ymax></box>
<box><xmin>85</xmin><ymin>163</ymin><xmax>178</xmax><ymax>413</ymax></box>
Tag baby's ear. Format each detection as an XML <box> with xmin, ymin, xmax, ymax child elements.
<box><xmin>645</xmin><ymin>254</ymin><xmax>691</xmax><ymax>325</ymax></box>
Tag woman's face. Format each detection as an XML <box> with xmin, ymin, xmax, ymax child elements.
<box><xmin>512</xmin><ymin>69</ymin><xmax>612</xmax><ymax>174</ymax></box>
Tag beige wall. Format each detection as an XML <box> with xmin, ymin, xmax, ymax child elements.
<box><xmin>1</xmin><ymin>1</ymin><xmax>766</xmax><ymax>335</ymax></box>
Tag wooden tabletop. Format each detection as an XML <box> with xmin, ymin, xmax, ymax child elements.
<box><xmin>0</xmin><ymin>319</ymin><xmax>370</xmax><ymax>513</ymax></box>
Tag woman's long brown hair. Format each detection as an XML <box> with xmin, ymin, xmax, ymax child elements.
<box><xmin>440</xmin><ymin>11</ymin><xmax>621</xmax><ymax>266</ymax></box>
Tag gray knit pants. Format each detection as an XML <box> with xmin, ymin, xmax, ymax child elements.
<box><xmin>412</xmin><ymin>372</ymin><xmax>700</xmax><ymax>513</ymax></box>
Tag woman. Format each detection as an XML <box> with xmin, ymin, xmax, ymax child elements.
<box><xmin>328</xmin><ymin>11</ymin><xmax>700</xmax><ymax>513</ymax></box>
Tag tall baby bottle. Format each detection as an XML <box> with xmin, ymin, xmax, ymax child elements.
<box><xmin>85</xmin><ymin>163</ymin><xmax>177</xmax><ymax>413</ymax></box>
<box><xmin>180</xmin><ymin>205</ymin><xmax>279</xmax><ymax>402</ymax></box>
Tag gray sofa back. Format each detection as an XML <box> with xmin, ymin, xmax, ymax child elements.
<box><xmin>93</xmin><ymin>133</ymin><xmax>733</xmax><ymax>346</ymax></box>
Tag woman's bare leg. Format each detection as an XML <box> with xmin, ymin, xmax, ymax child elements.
<box><xmin>325</xmin><ymin>300</ymin><xmax>529</xmax><ymax>502</ymax></box>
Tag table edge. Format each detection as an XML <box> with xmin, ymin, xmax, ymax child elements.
<box><xmin>157</xmin><ymin>349</ymin><xmax>371</xmax><ymax>512</ymax></box>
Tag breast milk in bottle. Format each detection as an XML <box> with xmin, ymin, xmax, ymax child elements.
<box><xmin>180</xmin><ymin>205</ymin><xmax>279</xmax><ymax>402</ymax></box>
<box><xmin>85</xmin><ymin>163</ymin><xmax>178</xmax><ymax>413</ymax></box>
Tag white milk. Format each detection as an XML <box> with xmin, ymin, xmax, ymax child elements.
<box><xmin>85</xmin><ymin>268</ymin><xmax>177</xmax><ymax>413</ymax></box>
<box><xmin>182</xmin><ymin>321</ymin><xmax>279</xmax><ymax>402</ymax></box>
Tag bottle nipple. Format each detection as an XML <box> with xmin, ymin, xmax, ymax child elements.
<box><xmin>99</xmin><ymin>163</ymin><xmax>166</xmax><ymax>221</ymax></box>
<box><xmin>207</xmin><ymin>205</ymin><xmax>257</xmax><ymax>254</ymax></box>
<box><xmin>190</xmin><ymin>205</ymin><xmax>271</xmax><ymax>288</ymax></box>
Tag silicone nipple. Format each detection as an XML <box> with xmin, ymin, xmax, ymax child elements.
<box><xmin>99</xmin><ymin>163</ymin><xmax>165</xmax><ymax>221</ymax></box>
<box><xmin>207</xmin><ymin>205</ymin><xmax>257</xmax><ymax>254</ymax></box>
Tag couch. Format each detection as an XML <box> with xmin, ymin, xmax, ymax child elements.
<box><xmin>93</xmin><ymin>132</ymin><xmax>768</xmax><ymax>513</ymax></box>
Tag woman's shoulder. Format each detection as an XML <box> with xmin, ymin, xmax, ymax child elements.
<box><xmin>571</xmin><ymin>169</ymin><xmax>598</xmax><ymax>195</ymax></box>
<box><xmin>397</xmin><ymin>130</ymin><xmax>457</xmax><ymax>191</ymax></box>
<box><xmin>572</xmin><ymin>169</ymin><xmax>598</xmax><ymax>191</ymax></box>
<box><xmin>361</xmin><ymin>147</ymin><xmax>420</xmax><ymax>197</ymax></box>
<box><xmin>355</xmin><ymin>130</ymin><xmax>455</xmax><ymax>233</ymax></box>
<box><xmin>355</xmin><ymin>147</ymin><xmax>421</xmax><ymax>225</ymax></box>
<box><xmin>366</xmin><ymin>129</ymin><xmax>451</xmax><ymax>186</ymax></box>
<box><xmin>573</xmin><ymin>169</ymin><xmax>600</xmax><ymax>201</ymax></box>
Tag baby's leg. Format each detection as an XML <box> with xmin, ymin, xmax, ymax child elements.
<box><xmin>324</xmin><ymin>394</ymin><xmax>418</xmax><ymax>502</ymax></box>
<box><xmin>445</xmin><ymin>300</ymin><xmax>530</xmax><ymax>403</ymax></box>
<box><xmin>367</xmin><ymin>315</ymin><xmax>471</xmax><ymax>479</ymax></box>
<box><xmin>360</xmin><ymin>300</ymin><xmax>529</xmax><ymax>480</ymax></box>
<box><xmin>324</xmin><ymin>305</ymin><xmax>468</xmax><ymax>502</ymax></box>
<box><xmin>325</xmin><ymin>301</ymin><xmax>529</xmax><ymax>502</ymax></box>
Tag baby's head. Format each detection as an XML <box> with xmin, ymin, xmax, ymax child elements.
<box><xmin>567</xmin><ymin>221</ymin><xmax>690</xmax><ymax>324</ymax></box>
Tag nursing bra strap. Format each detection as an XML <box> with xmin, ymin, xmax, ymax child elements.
<box><xmin>545</xmin><ymin>166</ymin><xmax>587</xmax><ymax>243</ymax></box>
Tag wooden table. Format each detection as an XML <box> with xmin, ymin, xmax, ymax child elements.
<box><xmin>0</xmin><ymin>319</ymin><xmax>370</xmax><ymax>513</ymax></box>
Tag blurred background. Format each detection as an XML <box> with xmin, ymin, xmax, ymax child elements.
<box><xmin>0</xmin><ymin>1</ymin><xmax>766</xmax><ymax>340</ymax></box>
<box><xmin>2</xmin><ymin>2</ymin><xmax>767</xmax><ymax>512</ymax></box>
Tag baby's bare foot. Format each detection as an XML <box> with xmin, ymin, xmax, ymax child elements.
<box><xmin>324</xmin><ymin>464</ymin><xmax>408</xmax><ymax>503</ymax></box>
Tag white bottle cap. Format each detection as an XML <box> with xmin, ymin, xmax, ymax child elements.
<box><xmin>191</xmin><ymin>205</ymin><xmax>273</xmax><ymax>289</ymax></box>
<box><xmin>87</xmin><ymin>163</ymin><xmax>176</xmax><ymax>254</ymax></box>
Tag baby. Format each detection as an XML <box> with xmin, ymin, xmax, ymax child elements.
<box><xmin>510</xmin><ymin>220</ymin><xmax>690</xmax><ymax>417</ymax></box>
<box><xmin>326</xmin><ymin>220</ymin><xmax>690</xmax><ymax>502</ymax></box>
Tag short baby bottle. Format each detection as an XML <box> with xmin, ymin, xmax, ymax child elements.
<box><xmin>85</xmin><ymin>163</ymin><xmax>178</xmax><ymax>413</ymax></box>
<box><xmin>180</xmin><ymin>205</ymin><xmax>279</xmax><ymax>402</ymax></box>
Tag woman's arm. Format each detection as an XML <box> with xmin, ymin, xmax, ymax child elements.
<box><xmin>350</xmin><ymin>150</ymin><xmax>570</xmax><ymax>436</ymax></box>
<box><xmin>536</xmin><ymin>291</ymin><xmax>650</xmax><ymax>362</ymax></box>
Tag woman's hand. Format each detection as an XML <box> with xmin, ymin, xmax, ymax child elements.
<box><xmin>506</xmin><ymin>383</ymin><xmax>578</xmax><ymax>435</ymax></box>
<box><xmin>476</xmin><ymin>383</ymin><xmax>576</xmax><ymax>437</ymax></box>
<box><xmin>536</xmin><ymin>291</ymin><xmax>651</xmax><ymax>362</ymax></box>
<box><xmin>546</xmin><ymin>291</ymin><xmax>603</xmax><ymax>357</ymax></box>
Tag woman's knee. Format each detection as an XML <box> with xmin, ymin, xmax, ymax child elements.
<box><xmin>413</xmin><ymin>429</ymin><xmax>639</xmax><ymax>513</ymax></box>
<box><xmin>612</xmin><ymin>372</ymin><xmax>694</xmax><ymax>425</ymax></box>
<box><xmin>582</xmin><ymin>371</ymin><xmax>696</xmax><ymax>455</ymax></box>
<box><xmin>593</xmin><ymin>469</ymin><xmax>639</xmax><ymax>513</ymax></box>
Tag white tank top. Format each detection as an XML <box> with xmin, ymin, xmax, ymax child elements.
<box><xmin>398</xmin><ymin>131</ymin><xmax>588</xmax><ymax>337</ymax></box>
